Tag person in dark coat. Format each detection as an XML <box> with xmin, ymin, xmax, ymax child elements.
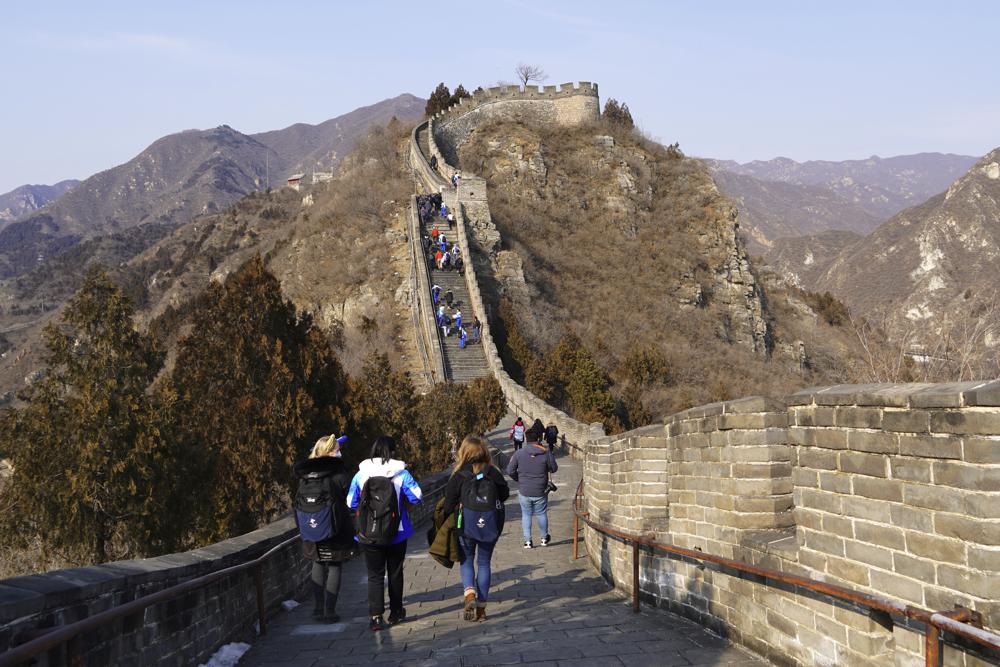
<box><xmin>293</xmin><ymin>435</ymin><xmax>356</xmax><ymax>622</ymax></box>
<box><xmin>506</xmin><ymin>420</ymin><xmax>557</xmax><ymax>548</ymax></box>
<box><xmin>443</xmin><ymin>436</ymin><xmax>510</xmax><ymax>622</ymax></box>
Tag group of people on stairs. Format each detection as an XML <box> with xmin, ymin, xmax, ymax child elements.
<box><xmin>293</xmin><ymin>416</ymin><xmax>560</xmax><ymax>631</ymax></box>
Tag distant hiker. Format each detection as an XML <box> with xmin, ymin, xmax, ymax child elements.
<box><xmin>506</xmin><ymin>420</ymin><xmax>557</xmax><ymax>548</ymax></box>
<box><xmin>544</xmin><ymin>423</ymin><xmax>559</xmax><ymax>453</ymax></box>
<box><xmin>432</xmin><ymin>284</ymin><xmax>442</xmax><ymax>304</ymax></box>
<box><xmin>441</xmin><ymin>203</ymin><xmax>448</xmax><ymax>218</ymax></box>
<box><xmin>294</xmin><ymin>434</ymin><xmax>355</xmax><ymax>622</ymax></box>
<box><xmin>447</xmin><ymin>212</ymin><xmax>455</xmax><ymax>229</ymax></box>
<box><xmin>435</xmin><ymin>250</ymin><xmax>444</xmax><ymax>269</ymax></box>
<box><xmin>454</xmin><ymin>309</ymin><xmax>462</xmax><ymax>332</ymax></box>
<box><xmin>431</xmin><ymin>227</ymin><xmax>439</xmax><ymax>243</ymax></box>
<box><xmin>455</xmin><ymin>255</ymin><xmax>465</xmax><ymax>275</ymax></box>
<box><xmin>509</xmin><ymin>417</ymin><xmax>525</xmax><ymax>451</ymax></box>
<box><xmin>348</xmin><ymin>436</ymin><xmax>423</xmax><ymax>632</ymax></box>
<box><xmin>430</xmin><ymin>154</ymin><xmax>438</xmax><ymax>170</ymax></box>
<box><xmin>445</xmin><ymin>290</ymin><xmax>454</xmax><ymax>308</ymax></box>
<box><xmin>442</xmin><ymin>313</ymin><xmax>452</xmax><ymax>338</ymax></box>
<box><xmin>422</xmin><ymin>235</ymin><xmax>431</xmax><ymax>253</ymax></box>
<box><xmin>437</xmin><ymin>304</ymin><xmax>446</xmax><ymax>328</ymax></box>
<box><xmin>444</xmin><ymin>436</ymin><xmax>510</xmax><ymax>621</ymax></box>
<box><xmin>471</xmin><ymin>317</ymin><xmax>482</xmax><ymax>344</ymax></box>
<box><xmin>459</xmin><ymin>326</ymin><xmax>468</xmax><ymax>349</ymax></box>
<box><xmin>439</xmin><ymin>239</ymin><xmax>447</xmax><ymax>254</ymax></box>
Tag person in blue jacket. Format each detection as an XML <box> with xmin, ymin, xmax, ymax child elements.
<box><xmin>347</xmin><ymin>436</ymin><xmax>423</xmax><ymax>631</ymax></box>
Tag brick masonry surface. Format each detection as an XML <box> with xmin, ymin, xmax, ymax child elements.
<box><xmin>238</xmin><ymin>426</ymin><xmax>769</xmax><ymax>667</ymax></box>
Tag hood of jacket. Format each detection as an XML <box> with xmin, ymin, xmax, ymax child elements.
<box><xmin>294</xmin><ymin>456</ymin><xmax>348</xmax><ymax>478</ymax></box>
<box><xmin>358</xmin><ymin>457</ymin><xmax>407</xmax><ymax>478</ymax></box>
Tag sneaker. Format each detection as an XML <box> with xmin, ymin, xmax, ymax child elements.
<box><xmin>324</xmin><ymin>612</ymin><xmax>340</xmax><ymax>623</ymax></box>
<box><xmin>387</xmin><ymin>608</ymin><xmax>406</xmax><ymax>625</ymax></box>
<box><xmin>370</xmin><ymin>615</ymin><xmax>386</xmax><ymax>632</ymax></box>
<box><xmin>523</xmin><ymin>540</ymin><xmax>533</xmax><ymax>549</ymax></box>
<box><xmin>541</xmin><ymin>534</ymin><xmax>551</xmax><ymax>546</ymax></box>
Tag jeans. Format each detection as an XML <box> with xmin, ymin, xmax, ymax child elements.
<box><xmin>518</xmin><ymin>494</ymin><xmax>549</xmax><ymax>541</ymax></box>
<box><xmin>458</xmin><ymin>536</ymin><xmax>496</xmax><ymax>602</ymax></box>
<box><xmin>362</xmin><ymin>540</ymin><xmax>407</xmax><ymax>617</ymax></box>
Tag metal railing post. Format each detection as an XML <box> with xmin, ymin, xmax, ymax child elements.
<box><xmin>925</xmin><ymin>624</ymin><xmax>940</xmax><ymax>667</ymax></box>
<box><xmin>572</xmin><ymin>513</ymin><xmax>580</xmax><ymax>560</ymax></box>
<box><xmin>632</xmin><ymin>542</ymin><xmax>640</xmax><ymax>614</ymax></box>
<box><xmin>254</xmin><ymin>563</ymin><xmax>266</xmax><ymax>636</ymax></box>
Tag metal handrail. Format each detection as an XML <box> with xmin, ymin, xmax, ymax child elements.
<box><xmin>0</xmin><ymin>534</ymin><xmax>301</xmax><ymax>667</ymax></box>
<box><xmin>571</xmin><ymin>480</ymin><xmax>1000</xmax><ymax>667</ymax></box>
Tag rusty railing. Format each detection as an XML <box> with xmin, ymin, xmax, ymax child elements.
<box><xmin>0</xmin><ymin>534</ymin><xmax>300</xmax><ymax>667</ymax></box>
<box><xmin>571</xmin><ymin>480</ymin><xmax>1000</xmax><ymax>667</ymax></box>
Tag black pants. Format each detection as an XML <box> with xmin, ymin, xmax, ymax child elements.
<box><xmin>363</xmin><ymin>540</ymin><xmax>407</xmax><ymax>616</ymax></box>
<box><xmin>513</xmin><ymin>439</ymin><xmax>523</xmax><ymax>451</ymax></box>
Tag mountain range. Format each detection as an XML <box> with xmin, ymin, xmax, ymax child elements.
<box><xmin>0</xmin><ymin>180</ymin><xmax>80</xmax><ymax>224</ymax></box>
<box><xmin>0</xmin><ymin>94</ymin><xmax>424</xmax><ymax>279</ymax></box>
<box><xmin>705</xmin><ymin>153</ymin><xmax>978</xmax><ymax>253</ymax></box>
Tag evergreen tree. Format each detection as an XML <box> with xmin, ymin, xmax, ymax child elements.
<box><xmin>425</xmin><ymin>83</ymin><xmax>453</xmax><ymax>116</ymax></box>
<box><xmin>171</xmin><ymin>255</ymin><xmax>348</xmax><ymax>542</ymax></box>
<box><xmin>412</xmin><ymin>377</ymin><xmax>506</xmax><ymax>476</ymax></box>
<box><xmin>0</xmin><ymin>268</ymin><xmax>188</xmax><ymax>563</ymax></box>
<box><xmin>603</xmin><ymin>98</ymin><xmax>635</xmax><ymax>130</ymax></box>
<box><xmin>450</xmin><ymin>84</ymin><xmax>472</xmax><ymax>106</ymax></box>
<box><xmin>349</xmin><ymin>351</ymin><xmax>416</xmax><ymax>457</ymax></box>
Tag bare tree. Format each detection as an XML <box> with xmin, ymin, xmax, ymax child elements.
<box><xmin>514</xmin><ymin>63</ymin><xmax>547</xmax><ymax>87</ymax></box>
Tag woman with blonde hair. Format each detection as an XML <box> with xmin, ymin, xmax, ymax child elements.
<box><xmin>442</xmin><ymin>436</ymin><xmax>510</xmax><ymax>621</ymax></box>
<box><xmin>293</xmin><ymin>434</ymin><xmax>355</xmax><ymax>622</ymax></box>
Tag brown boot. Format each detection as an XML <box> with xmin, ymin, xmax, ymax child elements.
<box><xmin>462</xmin><ymin>589</ymin><xmax>477</xmax><ymax>622</ymax></box>
<box><xmin>475</xmin><ymin>603</ymin><xmax>487</xmax><ymax>622</ymax></box>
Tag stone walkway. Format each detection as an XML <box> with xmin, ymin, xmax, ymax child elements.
<box><xmin>240</xmin><ymin>425</ymin><xmax>770</xmax><ymax>667</ymax></box>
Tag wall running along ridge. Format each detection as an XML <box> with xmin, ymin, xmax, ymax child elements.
<box><xmin>409</xmin><ymin>82</ymin><xmax>1000</xmax><ymax>666</ymax></box>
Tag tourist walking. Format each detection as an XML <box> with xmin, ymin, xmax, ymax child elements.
<box><xmin>544</xmin><ymin>423</ymin><xmax>559</xmax><ymax>453</ymax></box>
<box><xmin>445</xmin><ymin>289</ymin><xmax>454</xmax><ymax>308</ymax></box>
<box><xmin>454</xmin><ymin>309</ymin><xmax>462</xmax><ymax>332</ymax></box>
<box><xmin>472</xmin><ymin>317</ymin><xmax>481</xmax><ymax>344</ymax></box>
<box><xmin>348</xmin><ymin>436</ymin><xmax>423</xmax><ymax>631</ymax></box>
<box><xmin>444</xmin><ymin>436</ymin><xmax>510</xmax><ymax>621</ymax></box>
<box><xmin>293</xmin><ymin>434</ymin><xmax>355</xmax><ymax>622</ymax></box>
<box><xmin>509</xmin><ymin>417</ymin><xmax>525</xmax><ymax>451</ymax></box>
<box><xmin>432</xmin><ymin>284</ymin><xmax>441</xmax><ymax>305</ymax></box>
<box><xmin>506</xmin><ymin>420</ymin><xmax>557</xmax><ymax>548</ymax></box>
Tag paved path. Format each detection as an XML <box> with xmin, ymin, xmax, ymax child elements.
<box><xmin>240</xmin><ymin>425</ymin><xmax>770</xmax><ymax>667</ymax></box>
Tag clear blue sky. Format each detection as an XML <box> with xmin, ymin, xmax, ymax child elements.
<box><xmin>1</xmin><ymin>0</ymin><xmax>998</xmax><ymax>193</ymax></box>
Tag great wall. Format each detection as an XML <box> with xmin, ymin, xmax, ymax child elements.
<box><xmin>1</xmin><ymin>81</ymin><xmax>998</xmax><ymax>666</ymax></box>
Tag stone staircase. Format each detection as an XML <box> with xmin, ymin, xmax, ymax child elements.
<box><xmin>421</xmin><ymin>218</ymin><xmax>491</xmax><ymax>383</ymax></box>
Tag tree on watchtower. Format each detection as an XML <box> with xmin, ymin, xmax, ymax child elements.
<box><xmin>171</xmin><ymin>255</ymin><xmax>348</xmax><ymax>542</ymax></box>
<box><xmin>514</xmin><ymin>63</ymin><xmax>547</xmax><ymax>87</ymax></box>
<box><xmin>425</xmin><ymin>83</ymin><xmax>453</xmax><ymax>116</ymax></box>
<box><xmin>0</xmin><ymin>268</ymin><xmax>190</xmax><ymax>563</ymax></box>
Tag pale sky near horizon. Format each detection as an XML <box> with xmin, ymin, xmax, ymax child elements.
<box><xmin>1</xmin><ymin>0</ymin><xmax>998</xmax><ymax>193</ymax></box>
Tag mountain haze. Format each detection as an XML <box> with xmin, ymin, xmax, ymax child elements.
<box><xmin>0</xmin><ymin>180</ymin><xmax>80</xmax><ymax>223</ymax></box>
<box><xmin>706</xmin><ymin>153</ymin><xmax>978</xmax><ymax>252</ymax></box>
<box><xmin>0</xmin><ymin>95</ymin><xmax>424</xmax><ymax>279</ymax></box>
<box><xmin>814</xmin><ymin>149</ymin><xmax>1000</xmax><ymax>328</ymax></box>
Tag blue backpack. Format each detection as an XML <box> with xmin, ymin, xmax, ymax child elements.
<box><xmin>458</xmin><ymin>471</ymin><xmax>504</xmax><ymax>542</ymax></box>
<box><xmin>295</xmin><ymin>470</ymin><xmax>343</xmax><ymax>543</ymax></box>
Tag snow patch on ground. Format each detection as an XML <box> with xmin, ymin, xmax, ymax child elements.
<box><xmin>803</xmin><ymin>251</ymin><xmax>814</xmax><ymax>266</ymax></box>
<box><xmin>281</xmin><ymin>600</ymin><xmax>300</xmax><ymax>612</ymax></box>
<box><xmin>290</xmin><ymin>623</ymin><xmax>349</xmax><ymax>635</ymax></box>
<box><xmin>198</xmin><ymin>642</ymin><xmax>251</xmax><ymax>667</ymax></box>
<box><xmin>926</xmin><ymin>275</ymin><xmax>946</xmax><ymax>291</ymax></box>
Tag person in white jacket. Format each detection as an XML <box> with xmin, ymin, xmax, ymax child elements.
<box><xmin>347</xmin><ymin>436</ymin><xmax>422</xmax><ymax>631</ymax></box>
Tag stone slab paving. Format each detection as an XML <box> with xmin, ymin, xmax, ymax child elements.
<box><xmin>239</xmin><ymin>424</ymin><xmax>771</xmax><ymax>667</ymax></box>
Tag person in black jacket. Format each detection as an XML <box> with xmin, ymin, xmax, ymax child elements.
<box><xmin>443</xmin><ymin>435</ymin><xmax>510</xmax><ymax>622</ymax></box>
<box><xmin>293</xmin><ymin>435</ymin><xmax>356</xmax><ymax>622</ymax></box>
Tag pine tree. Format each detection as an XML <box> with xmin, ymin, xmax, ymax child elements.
<box><xmin>603</xmin><ymin>98</ymin><xmax>635</xmax><ymax>130</ymax></box>
<box><xmin>171</xmin><ymin>255</ymin><xmax>348</xmax><ymax>542</ymax></box>
<box><xmin>450</xmin><ymin>84</ymin><xmax>472</xmax><ymax>106</ymax></box>
<box><xmin>0</xmin><ymin>268</ymin><xmax>188</xmax><ymax>563</ymax></box>
<box><xmin>348</xmin><ymin>351</ymin><xmax>416</xmax><ymax>459</ymax></box>
<box><xmin>425</xmin><ymin>83</ymin><xmax>453</xmax><ymax>116</ymax></box>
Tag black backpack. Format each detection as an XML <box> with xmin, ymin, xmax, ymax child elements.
<box><xmin>356</xmin><ymin>476</ymin><xmax>400</xmax><ymax>545</ymax></box>
<box><xmin>458</xmin><ymin>471</ymin><xmax>504</xmax><ymax>543</ymax></box>
<box><xmin>295</xmin><ymin>469</ymin><xmax>344</xmax><ymax>544</ymax></box>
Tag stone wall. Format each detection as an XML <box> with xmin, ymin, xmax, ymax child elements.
<box><xmin>0</xmin><ymin>518</ymin><xmax>306</xmax><ymax>666</ymax></box>
<box><xmin>0</xmin><ymin>468</ymin><xmax>453</xmax><ymax>665</ymax></box>
<box><xmin>407</xmin><ymin>193</ymin><xmax>445</xmax><ymax>384</ymax></box>
<box><xmin>430</xmin><ymin>82</ymin><xmax>599</xmax><ymax>166</ymax></box>
<box><xmin>582</xmin><ymin>382</ymin><xmax>1000</xmax><ymax>667</ymax></box>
